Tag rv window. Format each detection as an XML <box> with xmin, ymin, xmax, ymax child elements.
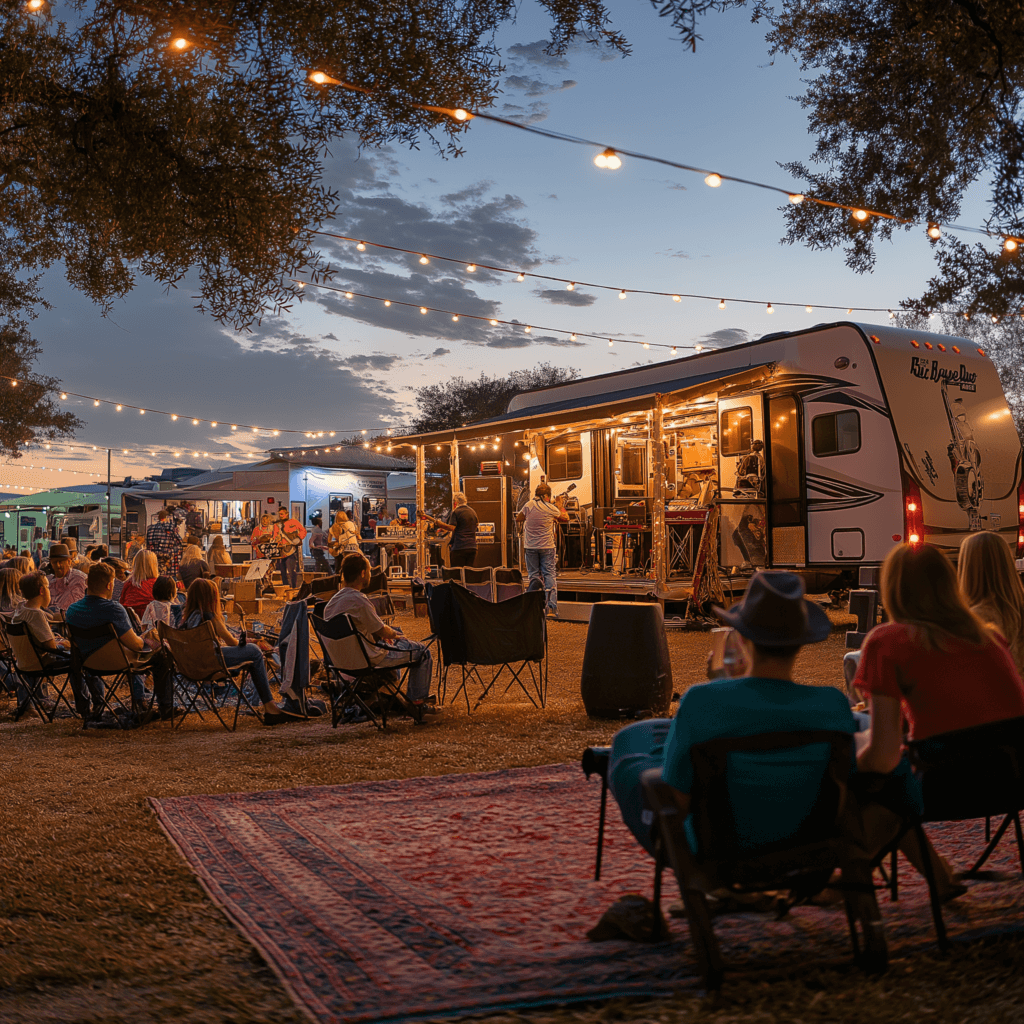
<box><xmin>720</xmin><ymin>407</ymin><xmax>753</xmax><ymax>456</ymax></box>
<box><xmin>547</xmin><ymin>438</ymin><xmax>583</xmax><ymax>481</ymax></box>
<box><xmin>812</xmin><ymin>410</ymin><xmax>861</xmax><ymax>457</ymax></box>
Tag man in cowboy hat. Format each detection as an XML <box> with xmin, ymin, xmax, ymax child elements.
<box><xmin>45</xmin><ymin>543</ymin><xmax>88</xmax><ymax>612</ymax></box>
<box><xmin>607</xmin><ymin>571</ymin><xmax>855</xmax><ymax>859</ymax></box>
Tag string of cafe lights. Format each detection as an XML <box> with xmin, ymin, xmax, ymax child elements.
<box><xmin>0</xmin><ymin>374</ymin><xmax>389</xmax><ymax>438</ymax></box>
<box><xmin>314</xmin><ymin>231</ymin><xmax>895</xmax><ymax>315</ymax></box>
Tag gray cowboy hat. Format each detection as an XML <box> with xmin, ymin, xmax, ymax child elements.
<box><xmin>48</xmin><ymin>543</ymin><xmax>71</xmax><ymax>560</ymax></box>
<box><xmin>713</xmin><ymin>570</ymin><xmax>831</xmax><ymax>647</ymax></box>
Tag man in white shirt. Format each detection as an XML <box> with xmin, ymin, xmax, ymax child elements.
<box><xmin>516</xmin><ymin>483</ymin><xmax>569</xmax><ymax>617</ymax></box>
<box><xmin>45</xmin><ymin>543</ymin><xmax>88</xmax><ymax>612</ymax></box>
<box><xmin>324</xmin><ymin>553</ymin><xmax>441</xmax><ymax>724</ymax></box>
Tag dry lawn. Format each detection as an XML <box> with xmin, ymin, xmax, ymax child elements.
<box><xmin>1</xmin><ymin>607</ymin><xmax>1022</xmax><ymax>1024</ymax></box>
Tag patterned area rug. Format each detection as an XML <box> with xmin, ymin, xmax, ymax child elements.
<box><xmin>150</xmin><ymin>764</ymin><xmax>1024</xmax><ymax>1024</ymax></box>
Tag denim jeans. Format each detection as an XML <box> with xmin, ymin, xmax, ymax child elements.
<box><xmin>311</xmin><ymin>549</ymin><xmax>331</xmax><ymax>574</ymax></box>
<box><xmin>524</xmin><ymin>547</ymin><xmax>558</xmax><ymax>614</ymax></box>
<box><xmin>278</xmin><ymin>553</ymin><xmax>300</xmax><ymax>588</ymax></box>
<box><xmin>373</xmin><ymin>636</ymin><xmax>433</xmax><ymax>702</ymax></box>
<box><xmin>221</xmin><ymin>643</ymin><xmax>273</xmax><ymax>704</ymax></box>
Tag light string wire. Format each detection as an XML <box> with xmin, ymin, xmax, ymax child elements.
<box><xmin>311</xmin><ymin>230</ymin><xmax>894</xmax><ymax>313</ymax></box>
<box><xmin>0</xmin><ymin>373</ymin><xmax>389</xmax><ymax>437</ymax></box>
<box><xmin>311</xmin><ymin>79</ymin><xmax>1024</xmax><ymax>250</ymax></box>
<box><xmin>294</xmin><ymin>278</ymin><xmax>704</xmax><ymax>350</ymax></box>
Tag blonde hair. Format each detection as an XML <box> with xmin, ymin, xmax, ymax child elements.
<box><xmin>130</xmin><ymin>549</ymin><xmax>159</xmax><ymax>587</ymax></box>
<box><xmin>181</xmin><ymin>544</ymin><xmax>204</xmax><ymax>563</ymax></box>
<box><xmin>958</xmin><ymin>531</ymin><xmax>1024</xmax><ymax>669</ymax></box>
<box><xmin>334</xmin><ymin>510</ymin><xmax>349</xmax><ymax>525</ymax></box>
<box><xmin>881</xmin><ymin>543</ymin><xmax>988</xmax><ymax>651</ymax></box>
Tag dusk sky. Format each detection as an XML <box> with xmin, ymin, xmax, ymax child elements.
<box><xmin>1</xmin><ymin>2</ymin><xmax>993</xmax><ymax>494</ymax></box>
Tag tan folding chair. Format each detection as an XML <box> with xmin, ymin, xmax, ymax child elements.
<box><xmin>158</xmin><ymin>620</ymin><xmax>263</xmax><ymax>730</ymax></box>
<box><xmin>6</xmin><ymin>618</ymin><xmax>75</xmax><ymax>722</ymax></box>
<box><xmin>68</xmin><ymin>621</ymin><xmax>153</xmax><ymax>728</ymax></box>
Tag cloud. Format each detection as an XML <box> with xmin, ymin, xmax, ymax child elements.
<box><xmin>428</xmin><ymin>347</ymin><xmax>450</xmax><ymax>358</ymax></box>
<box><xmin>337</xmin><ymin>353</ymin><xmax>402</xmax><ymax>371</ymax></box>
<box><xmin>507</xmin><ymin>39</ymin><xmax>617</xmax><ymax>69</ymax></box>
<box><xmin>504</xmin><ymin>75</ymin><xmax>577</xmax><ymax>97</ymax></box>
<box><xmin>498</xmin><ymin>101</ymin><xmax>552</xmax><ymax>125</ymax></box>
<box><xmin>534</xmin><ymin>288</ymin><xmax>597</xmax><ymax>307</ymax></box>
<box><xmin>439</xmin><ymin>181</ymin><xmax>493</xmax><ymax>205</ymax></box>
<box><xmin>656</xmin><ymin>249</ymin><xmax>691</xmax><ymax>259</ymax></box>
<box><xmin>469</xmin><ymin>328</ymin><xmax>584</xmax><ymax>349</ymax></box>
<box><xmin>697</xmin><ymin>328</ymin><xmax>750</xmax><ymax>349</ymax></box>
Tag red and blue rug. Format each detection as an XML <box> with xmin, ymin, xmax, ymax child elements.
<box><xmin>150</xmin><ymin>764</ymin><xmax>1023</xmax><ymax>1024</ymax></box>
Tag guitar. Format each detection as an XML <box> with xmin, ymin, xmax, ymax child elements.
<box><xmin>328</xmin><ymin>522</ymin><xmax>359</xmax><ymax>557</ymax></box>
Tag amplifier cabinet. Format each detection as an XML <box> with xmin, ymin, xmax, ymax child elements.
<box><xmin>461</xmin><ymin>475</ymin><xmax>512</xmax><ymax>567</ymax></box>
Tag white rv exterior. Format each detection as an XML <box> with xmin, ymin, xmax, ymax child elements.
<box><xmin>515</xmin><ymin>322</ymin><xmax>1021</xmax><ymax>575</ymax></box>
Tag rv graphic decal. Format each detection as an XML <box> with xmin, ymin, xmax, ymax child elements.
<box><xmin>910</xmin><ymin>358</ymin><xmax>978</xmax><ymax>393</ymax></box>
<box><xmin>941</xmin><ymin>382</ymin><xmax>984</xmax><ymax>510</ymax></box>
<box><xmin>805</xmin><ymin>473</ymin><xmax>885</xmax><ymax>513</ymax></box>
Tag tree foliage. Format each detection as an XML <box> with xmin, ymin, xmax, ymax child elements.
<box><xmin>0</xmin><ymin>0</ymin><xmax>633</xmax><ymax>330</ymax></box>
<box><xmin>411</xmin><ymin>362</ymin><xmax>580</xmax><ymax>434</ymax></box>
<box><xmin>0</xmin><ymin>321</ymin><xmax>83</xmax><ymax>458</ymax></box>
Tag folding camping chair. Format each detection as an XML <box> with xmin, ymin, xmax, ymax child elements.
<box><xmin>67</xmin><ymin>621</ymin><xmax>153</xmax><ymax>728</ymax></box>
<box><xmin>870</xmin><ymin>714</ymin><xmax>1024</xmax><ymax>952</ymax></box>
<box><xmin>5</xmin><ymin>619</ymin><xmax>75</xmax><ymax>722</ymax></box>
<box><xmin>157</xmin><ymin>620</ymin><xmax>264</xmax><ymax>730</ymax></box>
<box><xmin>440</xmin><ymin>566</ymin><xmax>464</xmax><ymax>584</ymax></box>
<box><xmin>494</xmin><ymin>567</ymin><xmax>524</xmax><ymax>602</ymax></box>
<box><xmin>462</xmin><ymin>567</ymin><xmax>494</xmax><ymax>601</ymax></box>
<box><xmin>364</xmin><ymin>568</ymin><xmax>396</xmax><ymax>624</ymax></box>
<box><xmin>642</xmin><ymin>730</ymin><xmax>885</xmax><ymax>992</ymax></box>
<box><xmin>310</xmin><ymin>613</ymin><xmax>411</xmax><ymax>730</ymax></box>
<box><xmin>443</xmin><ymin>585</ymin><xmax>547</xmax><ymax>712</ymax></box>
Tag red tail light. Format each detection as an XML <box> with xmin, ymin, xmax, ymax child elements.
<box><xmin>1017</xmin><ymin>479</ymin><xmax>1024</xmax><ymax>557</ymax></box>
<box><xmin>903</xmin><ymin>476</ymin><xmax>923</xmax><ymax>546</ymax></box>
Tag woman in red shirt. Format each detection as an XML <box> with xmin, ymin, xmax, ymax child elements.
<box><xmin>854</xmin><ymin>543</ymin><xmax>1024</xmax><ymax>895</ymax></box>
<box><xmin>120</xmin><ymin>549</ymin><xmax>160</xmax><ymax>617</ymax></box>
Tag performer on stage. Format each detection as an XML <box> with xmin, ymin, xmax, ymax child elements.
<box><xmin>432</xmin><ymin>492</ymin><xmax>479</xmax><ymax>568</ymax></box>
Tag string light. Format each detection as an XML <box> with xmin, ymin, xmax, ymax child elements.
<box><xmin>704</xmin><ymin>173</ymin><xmax>722</xmax><ymax>188</ymax></box>
<box><xmin>419</xmin><ymin>255</ymin><xmax>430</xmax><ymax>265</ymax></box>
<box><xmin>805</xmin><ymin>305</ymin><xmax>813</xmax><ymax>313</ymax></box>
<box><xmin>928</xmin><ymin>224</ymin><xmax>941</xmax><ymax>240</ymax></box>
<box><xmin>466</xmin><ymin>264</ymin><xmax>476</xmax><ymax>273</ymax></box>
<box><xmin>767</xmin><ymin>303</ymin><xmax>774</xmax><ymax>314</ymax></box>
<box><xmin>852</xmin><ymin>209</ymin><xmax>869</xmax><ymax>222</ymax></box>
<box><xmin>593</xmin><ymin>148</ymin><xmax>621</xmax><ymax>170</ymax></box>
<box><xmin>788</xmin><ymin>194</ymin><xmax>804</xmax><ymax>204</ymax></box>
<box><xmin>718</xmin><ymin>299</ymin><xmax>726</xmax><ymax>309</ymax></box>
<box><xmin>619</xmin><ymin>290</ymin><xmax>627</xmax><ymax>300</ymax></box>
<box><xmin>356</xmin><ymin>242</ymin><xmax>366</xmax><ymax>251</ymax></box>
<box><xmin>1005</xmin><ymin>238</ymin><xmax>1018</xmax><ymax>252</ymax></box>
<box><xmin>320</xmin><ymin>231</ymin><xmax>895</xmax><ymax>314</ymax></box>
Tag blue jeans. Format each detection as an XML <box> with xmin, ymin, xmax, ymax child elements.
<box><xmin>278</xmin><ymin>554</ymin><xmax>300</xmax><ymax>588</ymax></box>
<box><xmin>374</xmin><ymin>635</ymin><xmax>433</xmax><ymax>702</ymax></box>
<box><xmin>607</xmin><ymin>719</ymin><xmax>673</xmax><ymax>857</ymax></box>
<box><xmin>221</xmin><ymin>644</ymin><xmax>273</xmax><ymax>704</ymax></box>
<box><xmin>525</xmin><ymin>547</ymin><xmax>558</xmax><ymax>614</ymax></box>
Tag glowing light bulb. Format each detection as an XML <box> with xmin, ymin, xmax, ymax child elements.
<box><xmin>909</xmin><ymin>533</ymin><xmax>920</xmax><ymax>544</ymax></box>
<box><xmin>94</xmin><ymin>400</ymin><xmax>100</xmax><ymax>406</ymax></box>
<box><xmin>309</xmin><ymin>71</ymin><xmax>340</xmax><ymax>85</ymax></box>
<box><xmin>642</xmin><ymin>342</ymin><xmax>650</xmax><ymax>349</ymax></box>
<box><xmin>704</xmin><ymin>173</ymin><xmax>722</xmax><ymax>188</ymax></box>
<box><xmin>171</xmin><ymin>37</ymin><xmax>190</xmax><ymax>51</ymax></box>
<box><xmin>767</xmin><ymin>303</ymin><xmax>774</xmax><ymax>314</ymax></box>
<box><xmin>345</xmin><ymin>292</ymin><xmax>353</xmax><ymax>299</ymax></box>
<box><xmin>927</xmin><ymin>224</ymin><xmax>941</xmax><ymax>240</ymax></box>
<box><xmin>718</xmin><ymin>299</ymin><xmax>726</xmax><ymax>309</ymax></box>
<box><xmin>116</xmin><ymin>404</ymin><xmax>122</xmax><ymax>411</ymax></box>
<box><xmin>140</xmin><ymin>409</ymin><xmax>145</xmax><ymax>415</ymax></box>
<box><xmin>992</xmin><ymin>315</ymin><xmax>999</xmax><ymax>323</ymax></box>
<box><xmin>211</xmin><ymin>420</ymin><xmax>217</xmax><ymax>426</ymax></box>
<box><xmin>453</xmin><ymin>108</ymin><xmax>470</xmax><ymax>121</ymax></box>
<box><xmin>452</xmin><ymin>315</ymin><xmax>459</xmax><ymax>322</ymax></box>
<box><xmin>524</xmin><ymin>326</ymin><xmax>531</xmax><ymax>333</ymax></box>
<box><xmin>1005</xmin><ymin>238</ymin><xmax>1018</xmax><ymax>252</ymax></box>
<box><xmin>619</xmin><ymin>290</ymin><xmax>627</xmax><ymax>300</ymax></box>
<box><xmin>672</xmin><ymin>295</ymin><xmax>681</xmax><ymax>303</ymax></box>
<box><xmin>788</xmin><ymin>193</ymin><xmax>804</xmax><ymax>204</ymax></box>
<box><xmin>361</xmin><ymin>429</ymin><xmax>367</xmax><ymax>435</ymax></box>
<box><xmin>419</xmin><ymin>255</ymin><xmax>430</xmax><ymax>264</ymax></box>
<box><xmin>420</xmin><ymin>307</ymin><xmax>428</xmax><ymax>314</ymax></box>
<box><xmin>608</xmin><ymin>340</ymin><xmax>614</xmax><ymax>347</ymax></box>
<box><xmin>384</xmin><ymin>300</ymin><xmax>391</xmax><ymax>306</ymax></box>
<box><xmin>570</xmin><ymin>333</ymin><xmax>577</xmax><ymax>341</ymax></box>
<box><xmin>489</xmin><ymin>319</ymin><xmax>498</xmax><ymax>326</ymax></box>
<box><xmin>192</xmin><ymin>418</ymin><xmax>199</xmax><ymax>424</ymax></box>
<box><xmin>888</xmin><ymin>309</ymin><xmax>895</xmax><ymax>319</ymax></box>
<box><xmin>806</xmin><ymin>306</ymin><xmax>813</xmax><ymax>313</ymax></box>
<box><xmin>171</xmin><ymin>414</ymin><xmax>178</xmax><ymax>421</ymax></box>
<box><xmin>356</xmin><ymin>241</ymin><xmax>366</xmax><ymax>251</ymax></box>
<box><xmin>671</xmin><ymin>347</ymin><xmax>677</xmax><ymax>355</ymax></box>
<box><xmin>27</xmin><ymin>0</ymin><xmax>46</xmax><ymax>10</ymax></box>
<box><xmin>516</xmin><ymin>273</ymin><xmax>525</xmax><ymax>281</ymax></box>
<box><xmin>567</xmin><ymin>282</ymin><xmax>575</xmax><ymax>291</ymax></box>
<box><xmin>852</xmin><ymin>209</ymin><xmax>869</xmax><ymax>221</ymax></box>
<box><xmin>594</xmin><ymin>148</ymin><xmax>621</xmax><ymax>170</ymax></box>
<box><xmin>466</xmin><ymin>264</ymin><xmax>476</xmax><ymax>273</ymax></box>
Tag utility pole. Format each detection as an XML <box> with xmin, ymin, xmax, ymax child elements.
<box><xmin>107</xmin><ymin>448</ymin><xmax>112</xmax><ymax>555</ymax></box>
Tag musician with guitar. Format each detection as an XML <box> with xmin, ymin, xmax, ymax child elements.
<box><xmin>429</xmin><ymin>491</ymin><xmax>479</xmax><ymax>568</ymax></box>
<box><xmin>327</xmin><ymin>510</ymin><xmax>360</xmax><ymax>574</ymax></box>
<box><xmin>272</xmin><ymin>506</ymin><xmax>307</xmax><ymax>588</ymax></box>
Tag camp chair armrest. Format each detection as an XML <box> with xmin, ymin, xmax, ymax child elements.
<box><xmin>640</xmin><ymin>768</ymin><xmax>711</xmax><ymax>894</ymax></box>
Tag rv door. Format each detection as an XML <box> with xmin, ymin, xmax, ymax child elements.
<box><xmin>718</xmin><ymin>397</ymin><xmax>767</xmax><ymax>569</ymax></box>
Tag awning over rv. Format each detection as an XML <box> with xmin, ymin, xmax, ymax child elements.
<box><xmin>391</xmin><ymin>363</ymin><xmax>774</xmax><ymax>447</ymax></box>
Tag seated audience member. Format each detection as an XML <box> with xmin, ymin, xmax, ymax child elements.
<box><xmin>89</xmin><ymin>545</ymin><xmax>108</xmax><ymax>561</ymax></box>
<box><xmin>0</xmin><ymin>566</ymin><xmax>25</xmax><ymax>614</ymax></box>
<box><xmin>46</xmin><ymin>543</ymin><xmax>88</xmax><ymax>612</ymax></box>
<box><xmin>141</xmin><ymin>575</ymin><xmax>179</xmax><ymax>635</ymax></box>
<box><xmin>9</xmin><ymin>556</ymin><xmax>33</xmax><ymax>577</ymax></box>
<box><xmin>66</xmin><ymin>562</ymin><xmax>176</xmax><ymax>720</ymax></box>
<box><xmin>179</xmin><ymin>544</ymin><xmax>212</xmax><ymax>589</ymax></box>
<box><xmin>180</xmin><ymin>578</ymin><xmax>304</xmax><ymax>724</ymax></box>
<box><xmin>120</xmin><ymin>550</ymin><xmax>160</xmax><ymax>617</ymax></box>
<box><xmin>323</xmin><ymin>552</ymin><xmax>442</xmax><ymax>724</ymax></box>
<box><xmin>958</xmin><ymin>530</ymin><xmax>1024</xmax><ymax>678</ymax></box>
<box><xmin>608</xmin><ymin>571</ymin><xmax>853</xmax><ymax>859</ymax></box>
<box><xmin>11</xmin><ymin>572</ymin><xmax>71</xmax><ymax>714</ymax></box>
<box><xmin>207</xmin><ymin>535</ymin><xmax>231</xmax><ymax>566</ymax></box>
<box><xmin>103</xmin><ymin>557</ymin><xmax>129</xmax><ymax>603</ymax></box>
<box><xmin>854</xmin><ymin>543</ymin><xmax>1024</xmax><ymax>897</ymax></box>
<box><xmin>65</xmin><ymin>538</ymin><xmax>90</xmax><ymax>572</ymax></box>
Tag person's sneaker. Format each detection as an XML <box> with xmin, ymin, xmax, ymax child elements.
<box><xmin>411</xmin><ymin>701</ymin><xmax>444</xmax><ymax>725</ymax></box>
<box><xmin>280</xmin><ymin>696</ymin><xmax>325</xmax><ymax>718</ymax></box>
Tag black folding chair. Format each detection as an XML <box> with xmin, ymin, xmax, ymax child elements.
<box><xmin>158</xmin><ymin>620</ymin><xmax>264</xmax><ymax>730</ymax></box>
<box><xmin>5</xmin><ymin>619</ymin><xmax>75</xmax><ymax>722</ymax></box>
<box><xmin>364</xmin><ymin>569</ymin><xmax>396</xmax><ymax>624</ymax></box>
<box><xmin>870</xmin><ymin>714</ymin><xmax>1024</xmax><ymax>952</ymax></box>
<box><xmin>642</xmin><ymin>730</ymin><xmax>885</xmax><ymax>991</ymax></box>
<box><xmin>444</xmin><ymin>585</ymin><xmax>547</xmax><ymax>711</ymax></box>
<box><xmin>67</xmin><ymin>621</ymin><xmax>152</xmax><ymax>728</ymax></box>
<box><xmin>311</xmin><ymin>613</ymin><xmax>411</xmax><ymax>730</ymax></box>
<box><xmin>582</xmin><ymin>746</ymin><xmax>613</xmax><ymax>879</ymax></box>
<box><xmin>440</xmin><ymin>566</ymin><xmax>464</xmax><ymax>584</ymax></box>
<box><xmin>462</xmin><ymin>567</ymin><xmax>494</xmax><ymax>601</ymax></box>
<box><xmin>494</xmin><ymin>567</ymin><xmax>524</xmax><ymax>602</ymax></box>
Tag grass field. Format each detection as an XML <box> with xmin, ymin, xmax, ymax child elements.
<box><xmin>2</xmin><ymin>607</ymin><xmax>1022</xmax><ymax>1024</ymax></box>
